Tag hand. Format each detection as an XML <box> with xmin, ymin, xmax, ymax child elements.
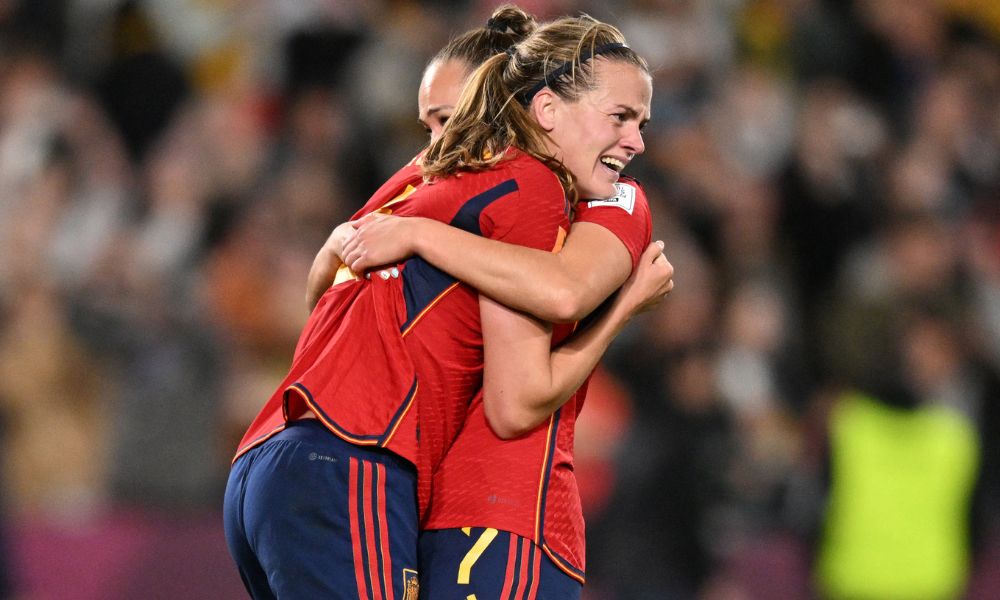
<box><xmin>341</xmin><ymin>213</ymin><xmax>421</xmax><ymax>272</ymax></box>
<box><xmin>306</xmin><ymin>221</ymin><xmax>356</xmax><ymax>310</ymax></box>
<box><xmin>614</xmin><ymin>240</ymin><xmax>674</xmax><ymax>318</ymax></box>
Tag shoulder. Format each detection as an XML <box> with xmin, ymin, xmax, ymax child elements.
<box><xmin>573</xmin><ymin>175</ymin><xmax>653</xmax><ymax>267</ymax></box>
<box><xmin>580</xmin><ymin>177</ymin><xmax>649</xmax><ymax>218</ymax></box>
<box><xmin>497</xmin><ymin>150</ymin><xmax>563</xmax><ymax>194</ymax></box>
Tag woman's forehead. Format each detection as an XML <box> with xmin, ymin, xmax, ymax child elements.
<box><xmin>419</xmin><ymin>59</ymin><xmax>469</xmax><ymax>107</ymax></box>
<box><xmin>587</xmin><ymin>60</ymin><xmax>652</xmax><ymax>110</ymax></box>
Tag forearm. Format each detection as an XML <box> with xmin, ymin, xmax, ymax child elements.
<box><xmin>510</xmin><ymin>304</ymin><xmax>633</xmax><ymax>433</ymax></box>
<box><xmin>411</xmin><ymin>219</ymin><xmax>628</xmax><ymax>323</ymax></box>
<box><xmin>481</xmin><ymin>297</ymin><xmax>634</xmax><ymax>439</ymax></box>
<box><xmin>482</xmin><ymin>241</ymin><xmax>672</xmax><ymax>438</ymax></box>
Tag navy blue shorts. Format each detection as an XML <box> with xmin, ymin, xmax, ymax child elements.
<box><xmin>224</xmin><ymin>419</ymin><xmax>419</xmax><ymax>599</ymax></box>
<box><xmin>419</xmin><ymin>528</ymin><xmax>581</xmax><ymax>600</ymax></box>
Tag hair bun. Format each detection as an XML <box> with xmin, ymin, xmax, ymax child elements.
<box><xmin>486</xmin><ymin>5</ymin><xmax>537</xmax><ymax>37</ymax></box>
<box><xmin>485</xmin><ymin>17</ymin><xmax>508</xmax><ymax>33</ymax></box>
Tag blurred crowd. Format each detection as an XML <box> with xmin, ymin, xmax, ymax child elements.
<box><xmin>1</xmin><ymin>0</ymin><xmax>999</xmax><ymax>598</ymax></box>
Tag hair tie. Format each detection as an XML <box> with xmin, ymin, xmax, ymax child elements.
<box><xmin>521</xmin><ymin>42</ymin><xmax>628</xmax><ymax>104</ymax></box>
<box><xmin>505</xmin><ymin>45</ymin><xmax>517</xmax><ymax>57</ymax></box>
<box><xmin>486</xmin><ymin>17</ymin><xmax>507</xmax><ymax>33</ymax></box>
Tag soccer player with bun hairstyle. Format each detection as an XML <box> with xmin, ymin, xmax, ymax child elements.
<box><xmin>305</xmin><ymin>5</ymin><xmax>539</xmax><ymax>308</ymax></box>
<box><xmin>225</xmin><ymin>6</ymin><xmax>671</xmax><ymax>600</ymax></box>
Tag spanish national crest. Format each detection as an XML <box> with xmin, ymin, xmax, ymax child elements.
<box><xmin>402</xmin><ymin>568</ymin><xmax>419</xmax><ymax>600</ymax></box>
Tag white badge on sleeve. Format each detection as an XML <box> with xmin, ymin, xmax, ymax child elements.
<box><xmin>586</xmin><ymin>182</ymin><xmax>635</xmax><ymax>215</ymax></box>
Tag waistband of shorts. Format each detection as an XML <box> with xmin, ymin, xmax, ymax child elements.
<box><xmin>273</xmin><ymin>419</ymin><xmax>416</xmax><ymax>473</ymax></box>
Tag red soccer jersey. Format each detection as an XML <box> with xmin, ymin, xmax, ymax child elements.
<box><xmin>234</xmin><ymin>153</ymin><xmax>424</xmax><ymax>462</ymax></box>
<box><xmin>422</xmin><ymin>177</ymin><xmax>652</xmax><ymax>583</ymax></box>
<box><xmin>234</xmin><ymin>151</ymin><xmax>571</xmax><ymax>521</ymax></box>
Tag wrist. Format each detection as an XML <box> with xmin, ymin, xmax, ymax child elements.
<box><xmin>320</xmin><ymin>243</ymin><xmax>343</xmax><ymax>266</ymax></box>
<box><xmin>607</xmin><ymin>296</ymin><xmax>637</xmax><ymax>330</ymax></box>
<box><xmin>409</xmin><ymin>218</ymin><xmax>431</xmax><ymax>256</ymax></box>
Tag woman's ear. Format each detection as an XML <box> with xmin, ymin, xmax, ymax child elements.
<box><xmin>529</xmin><ymin>88</ymin><xmax>558</xmax><ymax>132</ymax></box>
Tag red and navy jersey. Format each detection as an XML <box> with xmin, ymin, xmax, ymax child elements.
<box><xmin>234</xmin><ymin>152</ymin><xmax>425</xmax><ymax>464</ymax></box>
<box><xmin>422</xmin><ymin>177</ymin><xmax>652</xmax><ymax>583</ymax></box>
<box><xmin>234</xmin><ymin>151</ymin><xmax>571</xmax><ymax>520</ymax></box>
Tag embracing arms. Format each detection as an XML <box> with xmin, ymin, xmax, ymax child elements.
<box><xmin>312</xmin><ymin>213</ymin><xmax>632</xmax><ymax>323</ymax></box>
<box><xmin>480</xmin><ymin>241</ymin><xmax>673</xmax><ymax>438</ymax></box>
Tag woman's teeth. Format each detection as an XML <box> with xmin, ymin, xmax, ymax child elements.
<box><xmin>600</xmin><ymin>157</ymin><xmax>624</xmax><ymax>172</ymax></box>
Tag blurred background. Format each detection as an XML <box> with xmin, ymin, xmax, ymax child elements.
<box><xmin>0</xmin><ymin>0</ymin><xmax>998</xmax><ymax>598</ymax></box>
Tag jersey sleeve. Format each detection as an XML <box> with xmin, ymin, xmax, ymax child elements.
<box><xmin>573</xmin><ymin>176</ymin><xmax>652</xmax><ymax>270</ymax></box>
<box><xmin>478</xmin><ymin>158</ymin><xmax>570</xmax><ymax>252</ymax></box>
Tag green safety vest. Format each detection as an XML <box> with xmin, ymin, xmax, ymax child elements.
<box><xmin>816</xmin><ymin>393</ymin><xmax>980</xmax><ymax>600</ymax></box>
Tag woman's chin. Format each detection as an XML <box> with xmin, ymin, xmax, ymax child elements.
<box><xmin>578</xmin><ymin>182</ymin><xmax>616</xmax><ymax>201</ymax></box>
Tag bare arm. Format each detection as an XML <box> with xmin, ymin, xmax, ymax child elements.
<box><xmin>306</xmin><ymin>221</ymin><xmax>356</xmax><ymax>310</ymax></box>
<box><xmin>342</xmin><ymin>214</ymin><xmax>633</xmax><ymax>323</ymax></box>
<box><xmin>482</xmin><ymin>242</ymin><xmax>674</xmax><ymax>438</ymax></box>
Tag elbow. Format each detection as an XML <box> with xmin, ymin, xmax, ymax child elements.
<box><xmin>483</xmin><ymin>398</ymin><xmax>543</xmax><ymax>440</ymax></box>
<box><xmin>488</xmin><ymin>421</ymin><xmax>526</xmax><ymax>441</ymax></box>
<box><xmin>547</xmin><ymin>285</ymin><xmax>589</xmax><ymax>324</ymax></box>
<box><xmin>305</xmin><ymin>278</ymin><xmax>322</xmax><ymax>311</ymax></box>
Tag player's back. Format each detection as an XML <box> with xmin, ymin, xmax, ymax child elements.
<box><xmin>234</xmin><ymin>157</ymin><xmax>426</xmax><ymax>463</ymax></box>
<box><xmin>235</xmin><ymin>150</ymin><xmax>572</xmax><ymax>517</ymax></box>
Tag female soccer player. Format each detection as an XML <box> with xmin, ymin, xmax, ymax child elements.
<box><xmin>305</xmin><ymin>5</ymin><xmax>540</xmax><ymax>310</ymax></box>
<box><xmin>332</xmin><ymin>19</ymin><xmax>661</xmax><ymax>600</ymax></box>
<box><xmin>224</xmin><ymin>9</ymin><xmax>668</xmax><ymax>600</ymax></box>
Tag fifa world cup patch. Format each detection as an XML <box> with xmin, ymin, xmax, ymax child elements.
<box><xmin>587</xmin><ymin>182</ymin><xmax>636</xmax><ymax>214</ymax></box>
<box><xmin>402</xmin><ymin>568</ymin><xmax>419</xmax><ymax>600</ymax></box>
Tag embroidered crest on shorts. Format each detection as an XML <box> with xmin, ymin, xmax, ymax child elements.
<box><xmin>586</xmin><ymin>182</ymin><xmax>636</xmax><ymax>214</ymax></box>
<box><xmin>402</xmin><ymin>568</ymin><xmax>419</xmax><ymax>600</ymax></box>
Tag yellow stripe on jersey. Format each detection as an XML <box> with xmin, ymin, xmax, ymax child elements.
<box><xmin>285</xmin><ymin>384</ymin><xmax>381</xmax><ymax>446</ymax></box>
<box><xmin>541</xmin><ymin>544</ymin><xmax>586</xmax><ymax>584</ymax></box>
<box><xmin>332</xmin><ymin>263</ymin><xmax>359</xmax><ymax>286</ymax></box>
<box><xmin>400</xmin><ymin>282</ymin><xmax>461</xmax><ymax>337</ymax></box>
<box><xmin>533</xmin><ymin>415</ymin><xmax>557</xmax><ymax>543</ymax></box>
<box><xmin>379</xmin><ymin>184</ymin><xmax>417</xmax><ymax>211</ymax></box>
<box><xmin>332</xmin><ymin>184</ymin><xmax>418</xmax><ymax>287</ymax></box>
<box><xmin>551</xmin><ymin>225</ymin><xmax>567</xmax><ymax>253</ymax></box>
<box><xmin>378</xmin><ymin>382</ymin><xmax>417</xmax><ymax>448</ymax></box>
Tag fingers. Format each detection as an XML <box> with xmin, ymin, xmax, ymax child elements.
<box><xmin>641</xmin><ymin>240</ymin><xmax>664</xmax><ymax>263</ymax></box>
<box><xmin>342</xmin><ymin>236</ymin><xmax>363</xmax><ymax>271</ymax></box>
<box><xmin>658</xmin><ymin>255</ymin><xmax>674</xmax><ymax>281</ymax></box>
<box><xmin>649</xmin><ymin>246</ymin><xmax>675</xmax><ymax>300</ymax></box>
<box><xmin>350</xmin><ymin>212</ymin><xmax>387</xmax><ymax>229</ymax></box>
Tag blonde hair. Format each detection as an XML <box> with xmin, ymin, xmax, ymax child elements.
<box><xmin>432</xmin><ymin>5</ymin><xmax>537</xmax><ymax>69</ymax></box>
<box><xmin>421</xmin><ymin>15</ymin><xmax>648</xmax><ymax>206</ymax></box>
